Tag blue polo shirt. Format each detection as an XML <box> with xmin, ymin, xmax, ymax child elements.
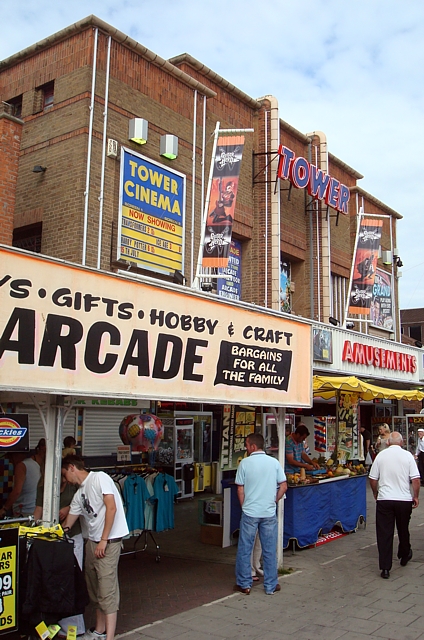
<box><xmin>235</xmin><ymin>451</ymin><xmax>286</xmax><ymax>517</ymax></box>
<box><xmin>285</xmin><ymin>436</ymin><xmax>305</xmax><ymax>474</ymax></box>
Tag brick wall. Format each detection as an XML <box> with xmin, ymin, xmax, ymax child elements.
<box><xmin>0</xmin><ymin>108</ymin><xmax>23</xmax><ymax>244</ymax></box>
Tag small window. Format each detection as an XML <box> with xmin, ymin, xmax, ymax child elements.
<box><xmin>43</xmin><ymin>82</ymin><xmax>54</xmax><ymax>110</ymax></box>
<box><xmin>7</xmin><ymin>95</ymin><xmax>23</xmax><ymax>118</ymax></box>
<box><xmin>13</xmin><ymin>223</ymin><xmax>42</xmax><ymax>254</ymax></box>
<box><xmin>409</xmin><ymin>325</ymin><xmax>422</xmax><ymax>342</ymax></box>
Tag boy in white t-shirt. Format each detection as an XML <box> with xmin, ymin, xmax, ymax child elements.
<box><xmin>62</xmin><ymin>455</ymin><xmax>129</xmax><ymax>640</ymax></box>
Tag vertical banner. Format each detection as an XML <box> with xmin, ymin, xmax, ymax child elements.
<box><xmin>337</xmin><ymin>393</ymin><xmax>359</xmax><ymax>461</ymax></box>
<box><xmin>348</xmin><ymin>218</ymin><xmax>382</xmax><ymax>315</ymax></box>
<box><xmin>280</xmin><ymin>261</ymin><xmax>292</xmax><ymax>312</ymax></box>
<box><xmin>314</xmin><ymin>417</ymin><xmax>327</xmax><ymax>452</ymax></box>
<box><xmin>202</xmin><ymin>136</ymin><xmax>244</xmax><ymax>268</ymax></box>
<box><xmin>217</xmin><ymin>239</ymin><xmax>242</xmax><ymax>300</ymax></box>
<box><xmin>370</xmin><ymin>269</ymin><xmax>394</xmax><ymax>330</ymax></box>
<box><xmin>118</xmin><ymin>147</ymin><xmax>186</xmax><ymax>275</ymax></box>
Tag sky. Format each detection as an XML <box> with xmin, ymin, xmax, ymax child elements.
<box><xmin>2</xmin><ymin>0</ymin><xmax>424</xmax><ymax>309</ymax></box>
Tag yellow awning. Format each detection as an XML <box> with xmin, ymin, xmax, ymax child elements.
<box><xmin>313</xmin><ymin>375</ymin><xmax>424</xmax><ymax>402</ymax></box>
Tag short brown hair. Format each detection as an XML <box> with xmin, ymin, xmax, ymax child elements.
<box><xmin>245</xmin><ymin>432</ymin><xmax>264</xmax><ymax>449</ymax></box>
<box><xmin>62</xmin><ymin>454</ymin><xmax>85</xmax><ymax>470</ymax></box>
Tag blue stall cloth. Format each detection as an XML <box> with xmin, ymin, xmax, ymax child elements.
<box><xmin>283</xmin><ymin>475</ymin><xmax>367</xmax><ymax>548</ymax></box>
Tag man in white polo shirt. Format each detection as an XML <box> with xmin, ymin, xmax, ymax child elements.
<box><xmin>369</xmin><ymin>431</ymin><xmax>420</xmax><ymax>579</ymax></box>
<box><xmin>234</xmin><ymin>432</ymin><xmax>286</xmax><ymax>595</ymax></box>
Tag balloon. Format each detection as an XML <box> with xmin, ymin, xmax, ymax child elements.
<box><xmin>119</xmin><ymin>414</ymin><xmax>164</xmax><ymax>452</ymax></box>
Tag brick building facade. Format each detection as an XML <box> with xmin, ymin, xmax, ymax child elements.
<box><xmin>0</xmin><ymin>14</ymin><xmax>403</xmax><ymax>337</ymax></box>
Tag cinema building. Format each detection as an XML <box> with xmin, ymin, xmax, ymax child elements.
<box><xmin>0</xmin><ymin>14</ymin><xmax>423</xmax><ymax>521</ymax></box>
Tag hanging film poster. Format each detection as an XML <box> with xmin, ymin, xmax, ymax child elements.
<box><xmin>370</xmin><ymin>268</ymin><xmax>394</xmax><ymax>331</ymax></box>
<box><xmin>202</xmin><ymin>136</ymin><xmax>244</xmax><ymax>268</ymax></box>
<box><xmin>348</xmin><ymin>218</ymin><xmax>383</xmax><ymax>315</ymax></box>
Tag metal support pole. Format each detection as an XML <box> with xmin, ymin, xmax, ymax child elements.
<box><xmin>42</xmin><ymin>396</ymin><xmax>65</xmax><ymax>524</ymax></box>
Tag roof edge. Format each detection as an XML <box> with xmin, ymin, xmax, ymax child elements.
<box><xmin>350</xmin><ymin>186</ymin><xmax>402</xmax><ymax>219</ymax></box>
<box><xmin>0</xmin><ymin>15</ymin><xmax>217</xmax><ymax>99</ymax></box>
<box><xmin>169</xmin><ymin>53</ymin><xmax>261</xmax><ymax>109</ymax></box>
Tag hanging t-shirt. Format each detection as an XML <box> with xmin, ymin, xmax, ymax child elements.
<box><xmin>153</xmin><ymin>473</ymin><xmax>179</xmax><ymax>532</ymax></box>
<box><xmin>69</xmin><ymin>471</ymin><xmax>129</xmax><ymax>542</ymax></box>
<box><xmin>123</xmin><ymin>474</ymin><xmax>150</xmax><ymax>533</ymax></box>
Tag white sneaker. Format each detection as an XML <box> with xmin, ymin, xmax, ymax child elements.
<box><xmin>82</xmin><ymin>630</ymin><xmax>106</xmax><ymax>640</ymax></box>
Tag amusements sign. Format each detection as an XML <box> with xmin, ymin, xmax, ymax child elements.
<box><xmin>202</xmin><ymin>136</ymin><xmax>244</xmax><ymax>268</ymax></box>
<box><xmin>0</xmin><ymin>247</ymin><xmax>312</xmax><ymax>408</ymax></box>
<box><xmin>118</xmin><ymin>148</ymin><xmax>185</xmax><ymax>275</ymax></box>
<box><xmin>348</xmin><ymin>218</ymin><xmax>382</xmax><ymax>316</ymax></box>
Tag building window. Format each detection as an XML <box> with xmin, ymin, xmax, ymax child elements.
<box><xmin>409</xmin><ymin>325</ymin><xmax>422</xmax><ymax>342</ymax></box>
<box><xmin>280</xmin><ymin>259</ymin><xmax>292</xmax><ymax>313</ymax></box>
<box><xmin>331</xmin><ymin>274</ymin><xmax>348</xmax><ymax>324</ymax></box>
<box><xmin>13</xmin><ymin>223</ymin><xmax>42</xmax><ymax>253</ymax></box>
<box><xmin>42</xmin><ymin>82</ymin><xmax>54</xmax><ymax>110</ymax></box>
<box><xmin>7</xmin><ymin>95</ymin><xmax>23</xmax><ymax>118</ymax></box>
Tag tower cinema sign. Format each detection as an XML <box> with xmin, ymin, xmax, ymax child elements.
<box><xmin>277</xmin><ymin>145</ymin><xmax>350</xmax><ymax>214</ymax></box>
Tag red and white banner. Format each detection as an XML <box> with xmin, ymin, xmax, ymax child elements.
<box><xmin>348</xmin><ymin>218</ymin><xmax>382</xmax><ymax>315</ymax></box>
<box><xmin>201</xmin><ymin>136</ymin><xmax>244</xmax><ymax>268</ymax></box>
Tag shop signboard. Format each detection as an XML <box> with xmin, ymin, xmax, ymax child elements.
<box><xmin>370</xmin><ymin>268</ymin><xmax>394</xmax><ymax>331</ymax></box>
<box><xmin>0</xmin><ymin>247</ymin><xmax>312</xmax><ymax>408</ymax></box>
<box><xmin>118</xmin><ymin>148</ymin><xmax>185</xmax><ymax>275</ymax></box>
<box><xmin>201</xmin><ymin>136</ymin><xmax>244</xmax><ymax>268</ymax></box>
<box><xmin>348</xmin><ymin>217</ymin><xmax>382</xmax><ymax>316</ymax></box>
<box><xmin>0</xmin><ymin>414</ymin><xmax>29</xmax><ymax>452</ymax></box>
<box><xmin>0</xmin><ymin>527</ymin><xmax>18</xmax><ymax>634</ymax></box>
<box><xmin>217</xmin><ymin>239</ymin><xmax>242</xmax><ymax>300</ymax></box>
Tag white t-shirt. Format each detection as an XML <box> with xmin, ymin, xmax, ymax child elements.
<box><xmin>69</xmin><ymin>471</ymin><xmax>129</xmax><ymax>541</ymax></box>
<box><xmin>369</xmin><ymin>445</ymin><xmax>420</xmax><ymax>501</ymax></box>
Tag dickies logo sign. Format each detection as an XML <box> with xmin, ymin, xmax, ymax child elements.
<box><xmin>0</xmin><ymin>416</ymin><xmax>29</xmax><ymax>451</ymax></box>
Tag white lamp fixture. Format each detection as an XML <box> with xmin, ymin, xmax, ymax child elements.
<box><xmin>160</xmin><ymin>134</ymin><xmax>178</xmax><ymax>160</ymax></box>
<box><xmin>129</xmin><ymin>118</ymin><xmax>148</xmax><ymax>145</ymax></box>
<box><xmin>381</xmin><ymin>250</ymin><xmax>392</xmax><ymax>265</ymax></box>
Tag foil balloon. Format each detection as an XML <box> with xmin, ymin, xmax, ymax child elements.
<box><xmin>119</xmin><ymin>414</ymin><xmax>163</xmax><ymax>452</ymax></box>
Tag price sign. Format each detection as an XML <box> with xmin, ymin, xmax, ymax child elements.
<box><xmin>0</xmin><ymin>527</ymin><xmax>18</xmax><ymax>634</ymax></box>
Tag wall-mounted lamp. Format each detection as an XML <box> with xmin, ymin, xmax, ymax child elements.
<box><xmin>381</xmin><ymin>250</ymin><xmax>392</xmax><ymax>265</ymax></box>
<box><xmin>415</xmin><ymin>341</ymin><xmax>423</xmax><ymax>349</ymax></box>
<box><xmin>328</xmin><ymin>317</ymin><xmax>339</xmax><ymax>326</ymax></box>
<box><xmin>160</xmin><ymin>134</ymin><xmax>178</xmax><ymax>160</ymax></box>
<box><xmin>346</xmin><ymin>321</ymin><xmax>355</xmax><ymax>329</ymax></box>
<box><xmin>33</xmin><ymin>165</ymin><xmax>47</xmax><ymax>173</ymax></box>
<box><xmin>201</xmin><ymin>282</ymin><xmax>213</xmax><ymax>293</ymax></box>
<box><xmin>394</xmin><ymin>256</ymin><xmax>403</xmax><ymax>268</ymax></box>
<box><xmin>173</xmin><ymin>270</ymin><xmax>186</xmax><ymax>285</ymax></box>
<box><xmin>128</xmin><ymin>118</ymin><xmax>148</xmax><ymax>145</ymax></box>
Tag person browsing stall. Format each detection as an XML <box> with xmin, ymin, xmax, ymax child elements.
<box><xmin>285</xmin><ymin>424</ymin><xmax>320</xmax><ymax>474</ymax></box>
<box><xmin>61</xmin><ymin>455</ymin><xmax>129</xmax><ymax>640</ymax></box>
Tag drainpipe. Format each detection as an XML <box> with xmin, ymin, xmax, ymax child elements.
<box><xmin>190</xmin><ymin>90</ymin><xmax>197</xmax><ymax>285</ymax></box>
<box><xmin>307</xmin><ymin>131</ymin><xmax>330</xmax><ymax>322</ymax></box>
<box><xmin>97</xmin><ymin>35</ymin><xmax>111</xmax><ymax>270</ymax></box>
<box><xmin>259</xmin><ymin>96</ymin><xmax>280</xmax><ymax>310</ymax></box>
<box><xmin>82</xmin><ymin>27</ymin><xmax>98</xmax><ymax>266</ymax></box>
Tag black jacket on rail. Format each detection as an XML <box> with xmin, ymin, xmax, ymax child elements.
<box><xmin>22</xmin><ymin>537</ymin><xmax>89</xmax><ymax>627</ymax></box>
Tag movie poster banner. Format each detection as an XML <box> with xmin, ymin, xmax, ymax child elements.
<box><xmin>370</xmin><ymin>269</ymin><xmax>394</xmax><ymax>331</ymax></box>
<box><xmin>201</xmin><ymin>136</ymin><xmax>244</xmax><ymax>268</ymax></box>
<box><xmin>118</xmin><ymin>147</ymin><xmax>185</xmax><ymax>275</ymax></box>
<box><xmin>348</xmin><ymin>218</ymin><xmax>383</xmax><ymax>315</ymax></box>
<box><xmin>0</xmin><ymin>247</ymin><xmax>311</xmax><ymax>408</ymax></box>
<box><xmin>217</xmin><ymin>239</ymin><xmax>242</xmax><ymax>300</ymax></box>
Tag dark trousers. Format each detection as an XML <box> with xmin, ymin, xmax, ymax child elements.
<box><xmin>417</xmin><ymin>452</ymin><xmax>424</xmax><ymax>484</ymax></box>
<box><xmin>376</xmin><ymin>500</ymin><xmax>412</xmax><ymax>570</ymax></box>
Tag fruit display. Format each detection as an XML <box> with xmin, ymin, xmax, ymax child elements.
<box><xmin>286</xmin><ymin>461</ymin><xmax>367</xmax><ymax>486</ymax></box>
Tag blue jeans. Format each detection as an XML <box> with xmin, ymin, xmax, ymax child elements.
<box><xmin>235</xmin><ymin>512</ymin><xmax>278</xmax><ymax>593</ymax></box>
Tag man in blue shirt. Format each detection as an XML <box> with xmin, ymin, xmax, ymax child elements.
<box><xmin>285</xmin><ymin>424</ymin><xmax>320</xmax><ymax>474</ymax></box>
<box><xmin>235</xmin><ymin>433</ymin><xmax>286</xmax><ymax>595</ymax></box>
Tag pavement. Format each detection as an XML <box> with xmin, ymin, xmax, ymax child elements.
<box><xmin>92</xmin><ymin>482</ymin><xmax>424</xmax><ymax>640</ymax></box>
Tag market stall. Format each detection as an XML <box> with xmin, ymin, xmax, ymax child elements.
<box><xmin>284</xmin><ymin>474</ymin><xmax>367</xmax><ymax>548</ymax></box>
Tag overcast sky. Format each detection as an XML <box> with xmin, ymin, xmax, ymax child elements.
<box><xmin>2</xmin><ymin>0</ymin><xmax>423</xmax><ymax>310</ymax></box>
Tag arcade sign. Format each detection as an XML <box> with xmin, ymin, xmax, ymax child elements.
<box><xmin>277</xmin><ymin>145</ymin><xmax>350</xmax><ymax>214</ymax></box>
